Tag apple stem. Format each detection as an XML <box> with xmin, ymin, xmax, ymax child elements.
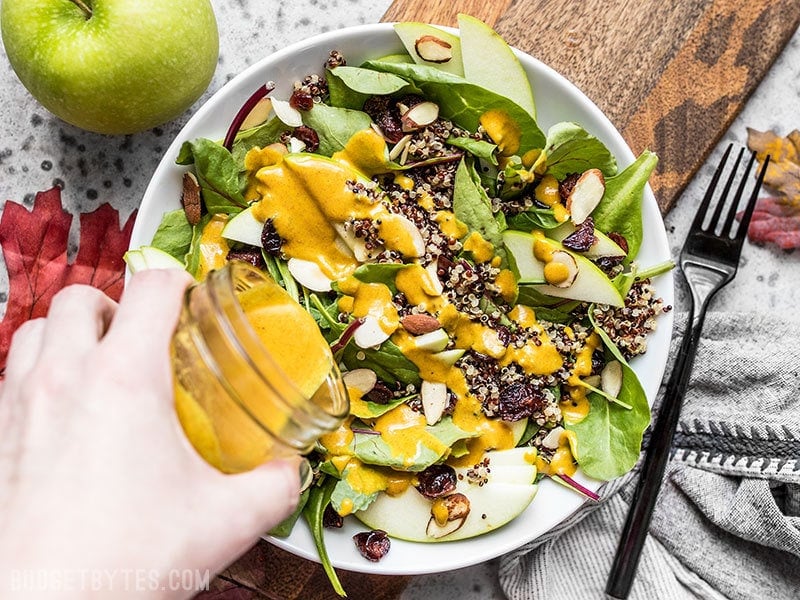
<box><xmin>69</xmin><ymin>0</ymin><xmax>93</xmax><ymax>19</ymax></box>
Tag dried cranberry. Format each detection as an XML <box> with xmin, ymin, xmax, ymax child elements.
<box><xmin>261</xmin><ymin>219</ymin><xmax>283</xmax><ymax>256</ymax></box>
<box><xmin>562</xmin><ymin>216</ymin><xmax>597</xmax><ymax>253</ymax></box>
<box><xmin>497</xmin><ymin>382</ymin><xmax>546</xmax><ymax>422</ymax></box>
<box><xmin>364</xmin><ymin>382</ymin><xmax>393</xmax><ymax>405</ymax></box>
<box><xmin>289</xmin><ymin>89</ymin><xmax>314</xmax><ymax>111</ymax></box>
<box><xmin>607</xmin><ymin>232</ymin><xmax>629</xmax><ymax>255</ymax></box>
<box><xmin>226</xmin><ymin>247</ymin><xmax>265</xmax><ymax>269</ymax></box>
<box><xmin>293</xmin><ymin>125</ymin><xmax>319</xmax><ymax>152</ymax></box>
<box><xmin>353</xmin><ymin>530</ymin><xmax>390</xmax><ymax>562</ymax></box>
<box><xmin>362</xmin><ymin>95</ymin><xmax>404</xmax><ymax>143</ymax></box>
<box><xmin>415</xmin><ymin>464</ymin><xmax>457</xmax><ymax>499</ymax></box>
<box><xmin>323</xmin><ymin>504</ymin><xmax>343</xmax><ymax>529</ymax></box>
<box><xmin>559</xmin><ymin>172</ymin><xmax>580</xmax><ymax>203</ymax></box>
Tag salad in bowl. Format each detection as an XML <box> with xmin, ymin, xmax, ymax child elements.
<box><xmin>127</xmin><ymin>15</ymin><xmax>673</xmax><ymax>590</ymax></box>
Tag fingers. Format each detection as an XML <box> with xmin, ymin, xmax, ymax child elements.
<box><xmin>38</xmin><ymin>285</ymin><xmax>117</xmax><ymax>362</ymax></box>
<box><xmin>103</xmin><ymin>269</ymin><xmax>193</xmax><ymax>364</ymax></box>
<box><xmin>3</xmin><ymin>318</ymin><xmax>46</xmax><ymax>388</ymax></box>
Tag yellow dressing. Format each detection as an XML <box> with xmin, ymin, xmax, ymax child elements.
<box><xmin>196</xmin><ymin>214</ymin><xmax>230</xmax><ymax>280</ymax></box>
<box><xmin>463</xmin><ymin>231</ymin><xmax>495</xmax><ymax>263</ymax></box>
<box><xmin>433</xmin><ymin>210</ymin><xmax>469</xmax><ymax>240</ymax></box>
<box><xmin>373</xmin><ymin>404</ymin><xmax>450</xmax><ymax>468</ymax></box>
<box><xmin>479</xmin><ymin>109</ymin><xmax>521</xmax><ymax>156</ymax></box>
<box><xmin>535</xmin><ymin>429</ymin><xmax>577</xmax><ymax>477</ymax></box>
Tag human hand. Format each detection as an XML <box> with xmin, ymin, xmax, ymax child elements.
<box><xmin>0</xmin><ymin>270</ymin><xmax>302</xmax><ymax>598</ymax></box>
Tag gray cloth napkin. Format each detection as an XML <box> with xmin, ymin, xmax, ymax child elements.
<box><xmin>498</xmin><ymin>311</ymin><xmax>800</xmax><ymax>600</ymax></box>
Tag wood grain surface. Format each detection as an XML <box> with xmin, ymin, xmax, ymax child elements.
<box><xmin>213</xmin><ymin>2</ymin><xmax>799</xmax><ymax>599</ymax></box>
<box><xmin>383</xmin><ymin>0</ymin><xmax>800</xmax><ymax>213</ymax></box>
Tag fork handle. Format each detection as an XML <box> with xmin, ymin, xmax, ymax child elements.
<box><xmin>605</xmin><ymin>305</ymin><xmax>706</xmax><ymax>599</ymax></box>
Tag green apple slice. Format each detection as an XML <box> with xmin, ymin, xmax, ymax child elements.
<box><xmin>549</xmin><ymin>222</ymin><xmax>626</xmax><ymax>259</ymax></box>
<box><xmin>124</xmin><ymin>246</ymin><xmax>184</xmax><ymax>273</ymax></box>
<box><xmin>502</xmin><ymin>230</ymin><xmax>625</xmax><ymax>307</ymax></box>
<box><xmin>457</xmin><ymin>14</ymin><xmax>536</xmax><ymax>119</ymax></box>
<box><xmin>394</xmin><ymin>22</ymin><xmax>464</xmax><ymax>76</ymax></box>
<box><xmin>222</xmin><ymin>205</ymin><xmax>263</xmax><ymax>247</ymax></box>
<box><xmin>355</xmin><ymin>448</ymin><xmax>538</xmax><ymax>542</ymax></box>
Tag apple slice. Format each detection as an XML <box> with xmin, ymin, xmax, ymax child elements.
<box><xmin>411</xmin><ymin>328</ymin><xmax>450</xmax><ymax>352</ymax></box>
<box><xmin>502</xmin><ymin>230</ymin><xmax>624</xmax><ymax>307</ymax></box>
<box><xmin>355</xmin><ymin>447</ymin><xmax>538</xmax><ymax>542</ymax></box>
<box><xmin>394</xmin><ymin>22</ymin><xmax>464</xmax><ymax>76</ymax></box>
<box><xmin>124</xmin><ymin>246</ymin><xmax>185</xmax><ymax>273</ymax></box>
<box><xmin>353</xmin><ymin>315</ymin><xmax>392</xmax><ymax>349</ymax></box>
<box><xmin>457</xmin><ymin>14</ymin><xmax>536</xmax><ymax>119</ymax></box>
<box><xmin>286</xmin><ymin>257</ymin><xmax>332</xmax><ymax>292</ymax></box>
<box><xmin>222</xmin><ymin>206</ymin><xmax>263</xmax><ymax>247</ymax></box>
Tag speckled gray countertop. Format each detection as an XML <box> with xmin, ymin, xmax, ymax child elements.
<box><xmin>0</xmin><ymin>2</ymin><xmax>797</xmax><ymax>599</ymax></box>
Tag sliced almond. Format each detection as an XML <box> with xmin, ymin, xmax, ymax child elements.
<box><xmin>342</xmin><ymin>368</ymin><xmax>378</xmax><ymax>395</ymax></box>
<box><xmin>566</xmin><ymin>169</ymin><xmax>605</xmax><ymax>225</ymax></box>
<box><xmin>541</xmin><ymin>426</ymin><xmax>565</xmax><ymax>450</ymax></box>
<box><xmin>400</xmin><ymin>101</ymin><xmax>439</xmax><ymax>132</ymax></box>
<box><xmin>271</xmin><ymin>97</ymin><xmax>303</xmax><ymax>127</ymax></box>
<box><xmin>401</xmin><ymin>313</ymin><xmax>441</xmax><ymax>335</ymax></box>
<box><xmin>354</xmin><ymin>315</ymin><xmax>392</xmax><ymax>349</ymax></box>
<box><xmin>388</xmin><ymin>134</ymin><xmax>413</xmax><ymax>161</ymax></box>
<box><xmin>543</xmin><ymin>250</ymin><xmax>578</xmax><ymax>288</ymax></box>
<box><xmin>288</xmin><ymin>136</ymin><xmax>306</xmax><ymax>153</ymax></box>
<box><xmin>414</xmin><ymin>35</ymin><xmax>454</xmax><ymax>63</ymax></box>
<box><xmin>181</xmin><ymin>172</ymin><xmax>202</xmax><ymax>226</ymax></box>
<box><xmin>601</xmin><ymin>360</ymin><xmax>623</xmax><ymax>398</ymax></box>
<box><xmin>426</xmin><ymin>493</ymin><xmax>470</xmax><ymax>538</ymax></box>
<box><xmin>421</xmin><ymin>380</ymin><xmax>448</xmax><ymax>425</ymax></box>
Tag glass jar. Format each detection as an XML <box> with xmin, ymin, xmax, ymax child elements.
<box><xmin>172</xmin><ymin>261</ymin><xmax>348</xmax><ymax>473</ymax></box>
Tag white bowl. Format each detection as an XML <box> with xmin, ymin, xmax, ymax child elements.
<box><xmin>129</xmin><ymin>22</ymin><xmax>674</xmax><ymax>576</ymax></box>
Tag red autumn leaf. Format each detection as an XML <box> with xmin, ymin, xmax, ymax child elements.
<box><xmin>0</xmin><ymin>187</ymin><xmax>136</xmax><ymax>371</ymax></box>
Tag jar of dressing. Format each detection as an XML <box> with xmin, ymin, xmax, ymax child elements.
<box><xmin>171</xmin><ymin>261</ymin><xmax>348</xmax><ymax>473</ymax></box>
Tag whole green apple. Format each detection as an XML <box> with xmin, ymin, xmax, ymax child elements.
<box><xmin>1</xmin><ymin>0</ymin><xmax>219</xmax><ymax>135</ymax></box>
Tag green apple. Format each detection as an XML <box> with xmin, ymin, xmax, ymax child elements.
<box><xmin>1</xmin><ymin>0</ymin><xmax>219</xmax><ymax>134</ymax></box>
<box><xmin>124</xmin><ymin>245</ymin><xmax>185</xmax><ymax>273</ymax></box>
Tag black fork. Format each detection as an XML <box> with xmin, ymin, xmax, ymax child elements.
<box><xmin>605</xmin><ymin>144</ymin><xmax>770</xmax><ymax>599</ymax></box>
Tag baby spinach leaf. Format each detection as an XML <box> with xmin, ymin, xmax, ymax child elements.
<box><xmin>330</xmin><ymin>468</ymin><xmax>379</xmax><ymax>514</ymax></box>
<box><xmin>351</xmin><ymin>395</ymin><xmax>409</xmax><ymax>419</ymax></box>
<box><xmin>326</xmin><ymin>68</ymin><xmax>369</xmax><ymax>110</ymax></box>
<box><xmin>301</xmin><ymin>103</ymin><xmax>373</xmax><ymax>157</ymax></box>
<box><xmin>176</xmin><ymin>138</ymin><xmax>248</xmax><ymax>213</ymax></box>
<box><xmin>341</xmin><ymin>338</ymin><xmax>420</xmax><ymax>386</ymax></box>
<box><xmin>302</xmin><ymin>476</ymin><xmax>346</xmax><ymax>597</ymax></box>
<box><xmin>353</xmin><ymin>416</ymin><xmax>475</xmax><ymax>471</ymax></box>
<box><xmin>361</xmin><ymin>60</ymin><xmax>545</xmax><ymax>153</ymax></box>
<box><xmin>269</xmin><ymin>487</ymin><xmax>310</xmax><ymax>537</ymax></box>
<box><xmin>184</xmin><ymin>214</ymin><xmax>212</xmax><ymax>278</ymax></box>
<box><xmin>231</xmin><ymin>116</ymin><xmax>289</xmax><ymax>165</ymax></box>
<box><xmin>447</xmin><ymin>136</ymin><xmax>498</xmax><ymax>165</ymax></box>
<box><xmin>453</xmin><ymin>158</ymin><xmax>505</xmax><ymax>252</ymax></box>
<box><xmin>330</xmin><ymin>65</ymin><xmax>411</xmax><ymax>96</ymax></box>
<box><xmin>150</xmin><ymin>209</ymin><xmax>192</xmax><ymax>263</ymax></box>
<box><xmin>565</xmin><ymin>312</ymin><xmax>651</xmax><ymax>480</ymax></box>
<box><xmin>506</xmin><ymin>207</ymin><xmax>562</xmax><ymax>231</ymax></box>
<box><xmin>593</xmin><ymin>150</ymin><xmax>658</xmax><ymax>261</ymax></box>
<box><xmin>540</xmin><ymin>122</ymin><xmax>618</xmax><ymax>179</ymax></box>
<box><xmin>352</xmin><ymin>262</ymin><xmax>407</xmax><ymax>294</ymax></box>
<box><xmin>499</xmin><ymin>161</ymin><xmax>535</xmax><ymax>200</ymax></box>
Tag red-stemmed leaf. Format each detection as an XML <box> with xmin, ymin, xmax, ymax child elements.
<box><xmin>0</xmin><ymin>187</ymin><xmax>136</xmax><ymax>372</ymax></box>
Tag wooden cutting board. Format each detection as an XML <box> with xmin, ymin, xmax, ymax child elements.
<box><xmin>384</xmin><ymin>0</ymin><xmax>800</xmax><ymax>213</ymax></box>
<box><xmin>206</xmin><ymin>2</ymin><xmax>799</xmax><ymax>599</ymax></box>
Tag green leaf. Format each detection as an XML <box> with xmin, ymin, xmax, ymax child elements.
<box><xmin>565</xmin><ymin>312</ymin><xmax>651</xmax><ymax>480</ymax></box>
<box><xmin>351</xmin><ymin>395</ymin><xmax>409</xmax><ymax>419</ymax></box>
<box><xmin>353</xmin><ymin>416</ymin><xmax>475</xmax><ymax>471</ymax></box>
<box><xmin>330</xmin><ymin>65</ymin><xmax>411</xmax><ymax>95</ymax></box>
<box><xmin>302</xmin><ymin>477</ymin><xmax>346</xmax><ymax>597</ymax></box>
<box><xmin>447</xmin><ymin>136</ymin><xmax>498</xmax><ymax>165</ymax></box>
<box><xmin>593</xmin><ymin>150</ymin><xmax>658</xmax><ymax>261</ymax></box>
<box><xmin>453</xmin><ymin>158</ymin><xmax>505</xmax><ymax>253</ymax></box>
<box><xmin>184</xmin><ymin>214</ymin><xmax>212</xmax><ymax>278</ymax></box>
<box><xmin>301</xmin><ymin>103</ymin><xmax>373</xmax><ymax>157</ymax></box>
<box><xmin>176</xmin><ymin>138</ymin><xmax>248</xmax><ymax>214</ymax></box>
<box><xmin>506</xmin><ymin>207</ymin><xmax>562</xmax><ymax>231</ymax></box>
<box><xmin>341</xmin><ymin>338</ymin><xmax>420</xmax><ymax>387</ymax></box>
<box><xmin>327</xmin><ymin>68</ymin><xmax>369</xmax><ymax>110</ymax></box>
<box><xmin>269</xmin><ymin>488</ymin><xmax>310</xmax><ymax>537</ymax></box>
<box><xmin>150</xmin><ymin>209</ymin><xmax>192</xmax><ymax>263</ymax></box>
<box><xmin>330</xmin><ymin>468</ymin><xmax>380</xmax><ymax>514</ymax></box>
<box><xmin>231</xmin><ymin>116</ymin><xmax>290</xmax><ymax>165</ymax></box>
<box><xmin>361</xmin><ymin>60</ymin><xmax>545</xmax><ymax>153</ymax></box>
<box><xmin>352</xmin><ymin>262</ymin><xmax>406</xmax><ymax>294</ymax></box>
<box><xmin>540</xmin><ymin>122</ymin><xmax>618</xmax><ymax>179</ymax></box>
